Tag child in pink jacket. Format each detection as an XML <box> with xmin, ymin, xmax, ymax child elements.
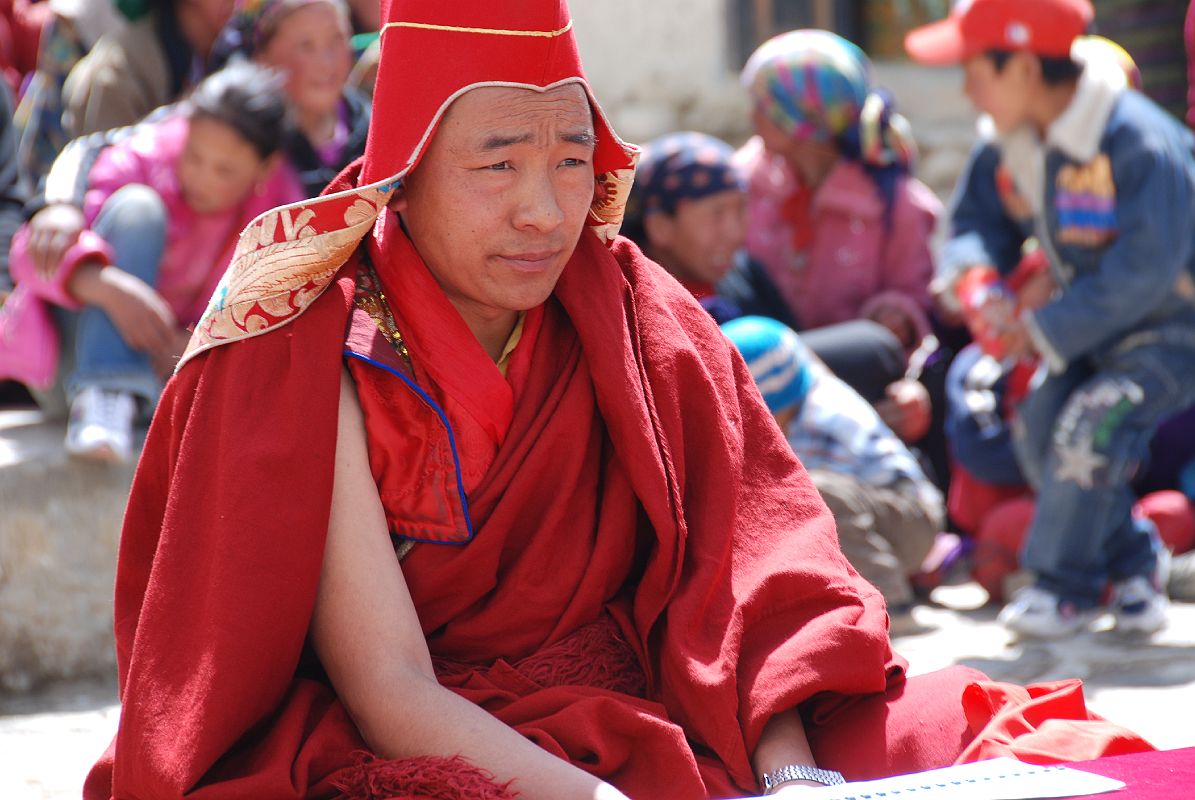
<box><xmin>9</xmin><ymin>60</ymin><xmax>303</xmax><ymax>462</ymax></box>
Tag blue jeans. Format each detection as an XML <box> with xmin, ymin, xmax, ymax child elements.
<box><xmin>1013</xmin><ymin>325</ymin><xmax>1195</xmax><ymax>606</ymax></box>
<box><xmin>60</xmin><ymin>184</ymin><xmax>168</xmax><ymax>407</ymax></box>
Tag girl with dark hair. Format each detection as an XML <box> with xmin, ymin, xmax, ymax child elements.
<box><xmin>4</xmin><ymin>60</ymin><xmax>303</xmax><ymax>463</ymax></box>
<box><xmin>23</xmin><ymin>0</ymin><xmax>365</xmax><ymax>292</ymax></box>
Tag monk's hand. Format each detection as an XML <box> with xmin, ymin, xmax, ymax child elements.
<box><xmin>27</xmin><ymin>203</ymin><xmax>85</xmax><ymax>278</ymax></box>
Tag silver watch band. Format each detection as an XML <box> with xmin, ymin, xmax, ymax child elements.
<box><xmin>760</xmin><ymin>763</ymin><xmax>846</xmax><ymax>792</ymax></box>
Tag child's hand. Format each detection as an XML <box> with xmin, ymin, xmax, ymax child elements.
<box><xmin>867</xmin><ymin>302</ymin><xmax>917</xmax><ymax>349</ymax></box>
<box><xmin>91</xmin><ymin>267</ymin><xmax>179</xmax><ymax>357</ymax></box>
<box><xmin>1007</xmin><ymin>246</ymin><xmax>1054</xmax><ymax>312</ymax></box>
<box><xmin>27</xmin><ymin>203</ymin><xmax>85</xmax><ymax>278</ymax></box>
<box><xmin>150</xmin><ymin>328</ymin><xmax>194</xmax><ymax>379</ymax></box>
<box><xmin>998</xmin><ymin>317</ymin><xmax>1035</xmax><ymax>361</ymax></box>
<box><xmin>875</xmin><ymin>378</ymin><xmax>932</xmax><ymax>443</ymax></box>
<box><xmin>1014</xmin><ymin>268</ymin><xmax>1055</xmax><ymax>312</ymax></box>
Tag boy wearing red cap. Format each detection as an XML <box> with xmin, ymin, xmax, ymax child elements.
<box><xmin>908</xmin><ymin>0</ymin><xmax>1195</xmax><ymax>638</ymax></box>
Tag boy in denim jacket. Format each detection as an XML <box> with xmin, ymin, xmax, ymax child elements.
<box><xmin>907</xmin><ymin>0</ymin><xmax>1195</xmax><ymax>637</ymax></box>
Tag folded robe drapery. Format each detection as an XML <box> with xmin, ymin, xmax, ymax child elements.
<box><xmin>85</xmin><ymin>158</ymin><xmax>910</xmax><ymax>797</ymax></box>
<box><xmin>85</xmin><ymin>161</ymin><xmax>1147</xmax><ymax>799</ymax></box>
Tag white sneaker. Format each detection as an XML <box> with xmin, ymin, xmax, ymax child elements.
<box><xmin>998</xmin><ymin>585</ymin><xmax>1100</xmax><ymax>638</ymax></box>
<box><xmin>1111</xmin><ymin>575</ymin><xmax>1169</xmax><ymax>636</ymax></box>
<box><xmin>65</xmin><ymin>386</ymin><xmax>136</xmax><ymax>464</ymax></box>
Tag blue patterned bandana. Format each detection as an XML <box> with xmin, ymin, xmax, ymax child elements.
<box><xmin>626</xmin><ymin>132</ymin><xmax>745</xmax><ymax>227</ymax></box>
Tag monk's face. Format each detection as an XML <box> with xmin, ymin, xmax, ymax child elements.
<box><xmin>396</xmin><ymin>84</ymin><xmax>597</xmax><ymax>333</ymax></box>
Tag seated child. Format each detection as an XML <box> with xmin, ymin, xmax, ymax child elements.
<box><xmin>7</xmin><ymin>60</ymin><xmax>302</xmax><ymax>463</ymax></box>
<box><xmin>723</xmin><ymin>315</ymin><xmax>943</xmax><ymax>616</ymax></box>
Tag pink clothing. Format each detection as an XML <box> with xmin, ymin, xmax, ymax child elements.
<box><xmin>78</xmin><ymin>114</ymin><xmax>303</xmax><ymax>324</ymax></box>
<box><xmin>735</xmin><ymin>136</ymin><xmax>940</xmax><ymax>343</ymax></box>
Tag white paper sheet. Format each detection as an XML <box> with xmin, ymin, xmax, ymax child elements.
<box><xmin>744</xmin><ymin>757</ymin><xmax>1125</xmax><ymax>800</ymax></box>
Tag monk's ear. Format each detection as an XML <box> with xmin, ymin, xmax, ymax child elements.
<box><xmin>386</xmin><ymin>181</ymin><xmax>408</xmax><ymax>213</ymax></box>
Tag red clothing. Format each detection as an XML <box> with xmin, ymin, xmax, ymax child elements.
<box><xmin>83</xmin><ymin>161</ymin><xmax>948</xmax><ymax>795</ymax></box>
<box><xmin>0</xmin><ymin>0</ymin><xmax>47</xmax><ymax>93</ymax></box>
<box><xmin>346</xmin><ymin>214</ymin><xmax>944</xmax><ymax>797</ymax></box>
<box><xmin>86</xmin><ymin>162</ymin><xmax>1144</xmax><ymax>799</ymax></box>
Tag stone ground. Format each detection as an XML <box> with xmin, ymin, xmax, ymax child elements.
<box><xmin>1</xmin><ymin>585</ymin><xmax>1193</xmax><ymax>798</ymax></box>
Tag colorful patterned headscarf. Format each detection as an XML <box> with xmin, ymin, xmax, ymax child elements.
<box><xmin>625</xmin><ymin>132</ymin><xmax>745</xmax><ymax>229</ymax></box>
<box><xmin>742</xmin><ymin>29</ymin><xmax>916</xmax><ymax>170</ymax></box>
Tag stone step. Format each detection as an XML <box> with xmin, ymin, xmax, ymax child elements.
<box><xmin>0</xmin><ymin>409</ymin><xmax>141</xmax><ymax>693</ymax></box>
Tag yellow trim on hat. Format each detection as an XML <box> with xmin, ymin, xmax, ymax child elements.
<box><xmin>382</xmin><ymin>19</ymin><xmax>573</xmax><ymax>38</ymax></box>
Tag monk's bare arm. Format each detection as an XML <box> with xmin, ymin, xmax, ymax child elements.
<box><xmin>310</xmin><ymin>369</ymin><xmax>630</xmax><ymax>800</ymax></box>
<box><xmin>753</xmin><ymin>711</ymin><xmax>825</xmax><ymax>795</ymax></box>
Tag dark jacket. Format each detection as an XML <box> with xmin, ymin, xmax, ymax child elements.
<box><xmin>941</xmin><ymin>68</ymin><xmax>1195</xmax><ymax>372</ymax></box>
<box><xmin>287</xmin><ymin>87</ymin><xmax>371</xmax><ymax>198</ymax></box>
<box><xmin>715</xmin><ymin>250</ymin><xmax>801</xmax><ymax>330</ymax></box>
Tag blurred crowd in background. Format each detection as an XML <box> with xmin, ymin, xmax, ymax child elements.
<box><xmin>1</xmin><ymin>0</ymin><xmax>1195</xmax><ymax>640</ymax></box>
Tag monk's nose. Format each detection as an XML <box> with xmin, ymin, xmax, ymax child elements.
<box><xmin>511</xmin><ymin>170</ymin><xmax>565</xmax><ymax>232</ymax></box>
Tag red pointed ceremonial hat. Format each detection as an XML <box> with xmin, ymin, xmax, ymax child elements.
<box><xmin>363</xmin><ymin>0</ymin><xmax>635</xmax><ymax>187</ymax></box>
<box><xmin>179</xmin><ymin>0</ymin><xmax>639</xmax><ymax>367</ymax></box>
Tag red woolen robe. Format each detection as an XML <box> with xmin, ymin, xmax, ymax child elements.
<box><xmin>85</xmin><ymin>172</ymin><xmax>973</xmax><ymax>798</ymax></box>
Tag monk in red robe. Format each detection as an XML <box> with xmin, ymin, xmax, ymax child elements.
<box><xmin>83</xmin><ymin>2</ymin><xmax>1086</xmax><ymax>798</ymax></box>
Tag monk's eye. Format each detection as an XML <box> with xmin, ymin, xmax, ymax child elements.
<box><xmin>560</xmin><ymin>158</ymin><xmax>588</xmax><ymax>168</ymax></box>
<box><xmin>486</xmin><ymin>161</ymin><xmax>513</xmax><ymax>171</ymax></box>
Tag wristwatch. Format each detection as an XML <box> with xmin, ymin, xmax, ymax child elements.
<box><xmin>760</xmin><ymin>763</ymin><xmax>847</xmax><ymax>793</ymax></box>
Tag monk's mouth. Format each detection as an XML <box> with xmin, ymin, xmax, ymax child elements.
<box><xmin>497</xmin><ymin>252</ymin><xmax>560</xmax><ymax>272</ymax></box>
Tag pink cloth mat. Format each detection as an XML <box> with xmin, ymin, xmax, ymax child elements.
<box><xmin>1066</xmin><ymin>747</ymin><xmax>1195</xmax><ymax>798</ymax></box>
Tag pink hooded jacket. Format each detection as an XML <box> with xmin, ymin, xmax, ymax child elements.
<box><xmin>735</xmin><ymin>136</ymin><xmax>941</xmax><ymax>344</ymax></box>
<box><xmin>11</xmin><ymin>113</ymin><xmax>304</xmax><ymax>325</ymax></box>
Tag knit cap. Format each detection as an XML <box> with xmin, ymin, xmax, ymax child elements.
<box><xmin>721</xmin><ymin>316</ymin><xmax>813</xmax><ymax>414</ymax></box>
